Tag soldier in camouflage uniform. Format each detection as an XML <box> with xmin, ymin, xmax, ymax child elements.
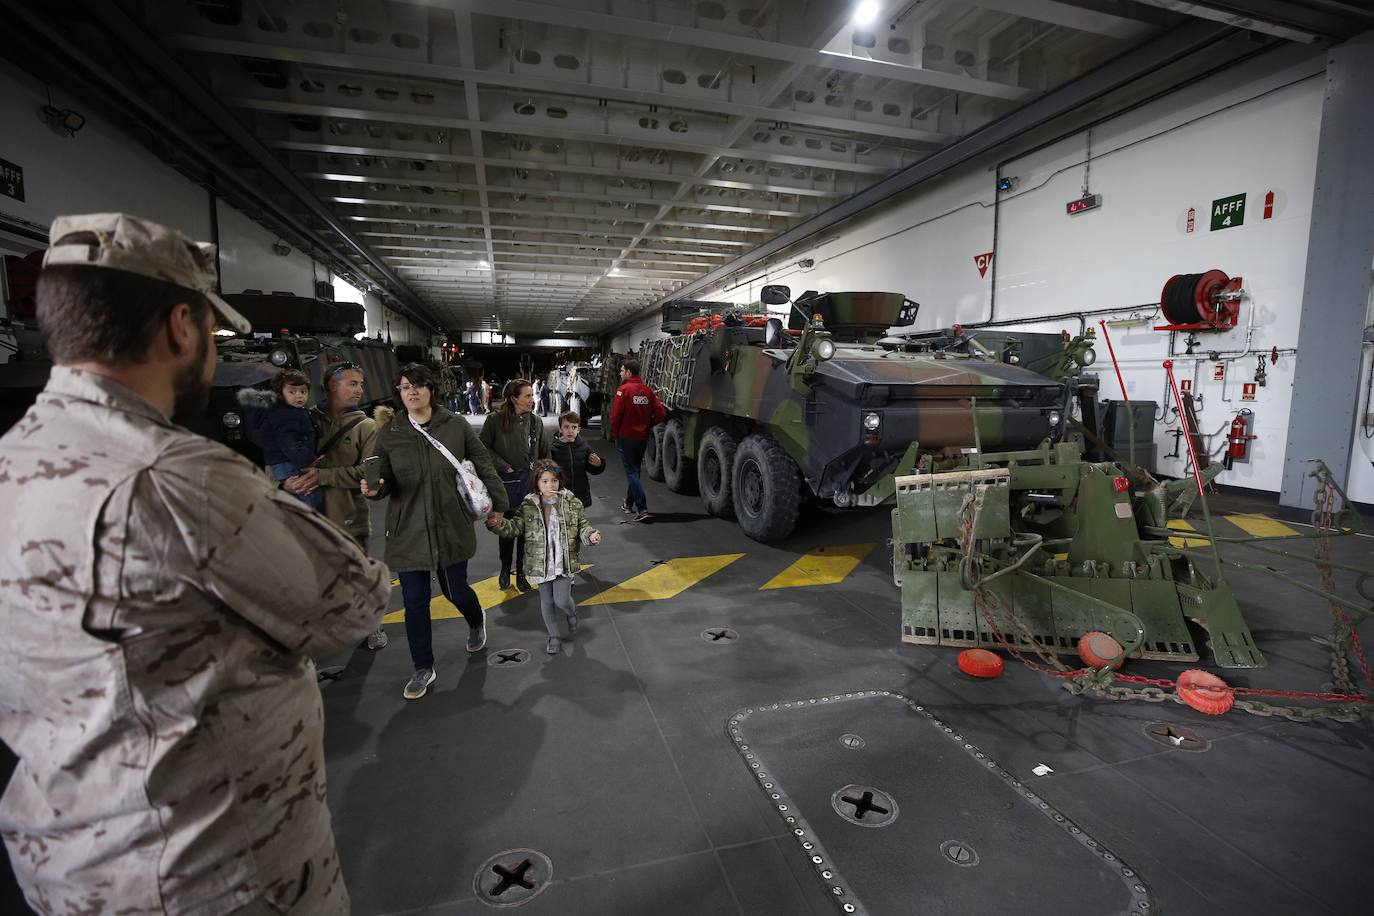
<box><xmin>0</xmin><ymin>214</ymin><xmax>391</xmax><ymax>915</ymax></box>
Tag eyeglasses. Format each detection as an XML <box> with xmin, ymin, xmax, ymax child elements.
<box><xmin>396</xmin><ymin>383</ymin><xmax>426</xmax><ymax>392</ymax></box>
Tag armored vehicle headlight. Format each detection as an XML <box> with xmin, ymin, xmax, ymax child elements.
<box><xmin>863</xmin><ymin>412</ymin><xmax>882</xmax><ymax>430</ymax></box>
<box><xmin>269</xmin><ymin>348</ymin><xmax>290</xmax><ymax>367</ymax></box>
<box><xmin>1049</xmin><ymin>410</ymin><xmax>1062</xmax><ymax>426</ymax></box>
<box><xmin>222</xmin><ymin>411</ymin><xmax>242</xmax><ymax>429</ymax></box>
<box><xmin>816</xmin><ymin>339</ymin><xmax>836</xmax><ymax>360</ymax></box>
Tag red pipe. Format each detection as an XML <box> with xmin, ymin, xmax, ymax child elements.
<box><xmin>1098</xmin><ymin>319</ymin><xmax>1129</xmax><ymax>405</ymax></box>
<box><xmin>1164</xmin><ymin>360</ymin><xmax>1206</xmax><ymax>501</ymax></box>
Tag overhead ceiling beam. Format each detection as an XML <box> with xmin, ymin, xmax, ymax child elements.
<box><xmin>307</xmin><ymin>174</ymin><xmax>814</xmax><ymax>218</ymax></box>
<box><xmin>160</xmin><ymin>33</ymin><xmax>956</xmax><ymax>145</ymax></box>
<box><xmin>275</xmin><ymin>141</ymin><xmax>849</xmax><ymax>197</ymax></box>
<box><xmin>1126</xmin><ymin>0</ymin><xmax>1373</xmax><ymax>41</ymax></box>
<box><xmin>968</xmin><ymin>0</ymin><xmax>1160</xmax><ymax>39</ymax></box>
<box><xmin>224</xmin><ymin>97</ymin><xmax>901</xmax><ymax>175</ymax></box>
<box><xmin>412</xmin><ymin>0</ymin><xmax>1033</xmax><ymax>99</ymax></box>
<box><xmin>611</xmin><ymin>17</ymin><xmax>1236</xmax><ymax>333</ymax></box>
<box><xmin>451</xmin><ymin>6</ymin><xmax>497</xmax><ymax>296</ymax></box>
<box><xmin>70</xmin><ymin>0</ymin><xmax>440</xmax><ymax>328</ymax></box>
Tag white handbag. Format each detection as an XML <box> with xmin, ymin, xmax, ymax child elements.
<box><xmin>410</xmin><ymin>415</ymin><xmax>493</xmax><ymax>518</ymax></box>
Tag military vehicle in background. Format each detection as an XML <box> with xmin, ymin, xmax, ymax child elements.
<box><xmin>637</xmin><ymin>286</ymin><xmax>1095</xmax><ymax>542</ymax></box>
<box><xmin>546</xmin><ymin>356</ymin><xmax>613</xmax><ymax>423</ymax></box>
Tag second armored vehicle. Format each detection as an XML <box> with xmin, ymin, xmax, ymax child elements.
<box><xmin>638</xmin><ymin>285</ymin><xmax>1093</xmax><ymax>542</ymax></box>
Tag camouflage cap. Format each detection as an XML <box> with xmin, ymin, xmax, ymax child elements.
<box><xmin>43</xmin><ymin>213</ymin><xmax>251</xmax><ymax>334</ymax></box>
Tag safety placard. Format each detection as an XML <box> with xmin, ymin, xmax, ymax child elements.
<box><xmin>1213</xmin><ymin>364</ymin><xmax>1225</xmax><ymax>381</ymax></box>
<box><xmin>1180</xmin><ymin>378</ymin><xmax>1193</xmax><ymax>394</ymax></box>
<box><xmin>1241</xmin><ymin>383</ymin><xmax>1257</xmax><ymax>401</ymax></box>
<box><xmin>974</xmin><ymin>251</ymin><xmax>994</xmax><ymax>278</ymax></box>
<box><xmin>1210</xmin><ymin>193</ymin><xmax>1246</xmax><ymax>231</ymax></box>
<box><xmin>0</xmin><ymin>157</ymin><xmax>22</xmax><ymax>202</ymax></box>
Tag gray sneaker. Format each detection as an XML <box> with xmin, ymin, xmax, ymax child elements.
<box><xmin>546</xmin><ymin>636</ymin><xmax>561</xmax><ymax>655</ymax></box>
<box><xmin>566</xmin><ymin>613</ymin><xmax>579</xmax><ymax>637</ymax></box>
<box><xmin>466</xmin><ymin>626</ymin><xmax>487</xmax><ymax>653</ymax></box>
<box><xmin>403</xmin><ymin>668</ymin><xmax>436</xmax><ymax>700</ymax></box>
<box><xmin>365</xmin><ymin>627</ymin><xmax>388</xmax><ymax>650</ymax></box>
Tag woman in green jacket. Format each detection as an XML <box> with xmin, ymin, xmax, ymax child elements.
<box><xmin>480</xmin><ymin>378</ymin><xmax>550</xmax><ymax>592</ymax></box>
<box><xmin>362</xmin><ymin>364</ymin><xmax>509</xmax><ymax>700</ymax></box>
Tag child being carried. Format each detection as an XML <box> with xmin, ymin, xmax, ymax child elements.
<box><xmin>237</xmin><ymin>369</ymin><xmax>323</xmax><ymax>510</ymax></box>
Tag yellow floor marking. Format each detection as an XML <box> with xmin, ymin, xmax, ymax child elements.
<box><xmin>581</xmin><ymin>554</ymin><xmax>744</xmax><ymax>606</ymax></box>
<box><xmin>1167</xmin><ymin>519</ymin><xmax>1210</xmax><ymax>548</ymax></box>
<box><xmin>1225</xmin><ymin>513</ymin><xmax>1299</xmax><ymax>539</ymax></box>
<box><xmin>382</xmin><ymin>567</ymin><xmax>593</xmax><ymax>624</ymax></box>
<box><xmin>390</xmin><ymin>578</ymin><xmax>400</xmax><ymax>587</ymax></box>
<box><xmin>760</xmin><ymin>544</ymin><xmax>876</xmax><ymax>590</ymax></box>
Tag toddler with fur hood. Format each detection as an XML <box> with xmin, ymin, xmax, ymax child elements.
<box><xmin>237</xmin><ymin>369</ymin><xmax>322</xmax><ymax>510</ymax></box>
<box><xmin>488</xmin><ymin>458</ymin><xmax>601</xmax><ymax>654</ymax></box>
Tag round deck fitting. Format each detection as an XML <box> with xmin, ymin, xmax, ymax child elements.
<box><xmin>839</xmin><ymin>734</ymin><xmax>866</xmax><ymax>750</ymax></box>
<box><xmin>487</xmin><ymin>649</ymin><xmax>531</xmax><ymax>668</ymax></box>
<box><xmin>831</xmin><ymin>785</ymin><xmax>898</xmax><ymax>828</ymax></box>
<box><xmin>701</xmin><ymin>627</ymin><xmax>739</xmax><ymax>643</ymax></box>
<box><xmin>1143</xmin><ymin>722</ymin><xmax>1210</xmax><ymax>752</ymax></box>
<box><xmin>940</xmin><ymin>839</ymin><xmax>981</xmax><ymax>868</ymax></box>
<box><xmin>473</xmin><ymin>848</ymin><xmax>553</xmax><ymax>907</ymax></box>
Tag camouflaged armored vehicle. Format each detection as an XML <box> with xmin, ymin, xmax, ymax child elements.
<box><xmin>638</xmin><ymin>285</ymin><xmax>1093</xmax><ymax>542</ymax></box>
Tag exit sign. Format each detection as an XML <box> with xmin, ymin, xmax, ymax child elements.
<box><xmin>1210</xmin><ymin>193</ymin><xmax>1246</xmax><ymax>231</ymax></box>
<box><xmin>1065</xmin><ymin>193</ymin><xmax>1101</xmax><ymax>215</ymax></box>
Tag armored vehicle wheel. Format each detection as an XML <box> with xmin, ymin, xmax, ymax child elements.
<box><xmin>662</xmin><ymin>418</ymin><xmax>698</xmax><ymax>494</ymax></box>
<box><xmin>697</xmin><ymin>427</ymin><xmax>738</xmax><ymax>518</ymax></box>
<box><xmin>644</xmin><ymin>425</ymin><xmax>666</xmax><ymax>481</ymax></box>
<box><xmin>732</xmin><ymin>434</ymin><xmax>801</xmax><ymax>542</ymax></box>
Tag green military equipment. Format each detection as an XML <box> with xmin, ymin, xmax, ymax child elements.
<box><xmin>891</xmin><ymin>440</ymin><xmax>1265</xmax><ymax>669</ymax></box>
<box><xmin>638</xmin><ymin>285</ymin><xmax>1091</xmax><ymax>542</ymax></box>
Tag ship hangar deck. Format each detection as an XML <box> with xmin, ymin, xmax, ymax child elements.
<box><xmin>4</xmin><ymin>418</ymin><xmax>1372</xmax><ymax>916</ymax></box>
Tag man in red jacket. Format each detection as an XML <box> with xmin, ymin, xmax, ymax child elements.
<box><xmin>609</xmin><ymin>358</ymin><xmax>667</xmax><ymax>521</ymax></box>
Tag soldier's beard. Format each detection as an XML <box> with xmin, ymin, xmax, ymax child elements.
<box><xmin>171</xmin><ymin>330</ymin><xmax>212</xmax><ymax>424</ymax></box>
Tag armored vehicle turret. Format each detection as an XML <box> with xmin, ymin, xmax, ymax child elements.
<box><xmin>638</xmin><ymin>285</ymin><xmax>1093</xmax><ymax>542</ymax></box>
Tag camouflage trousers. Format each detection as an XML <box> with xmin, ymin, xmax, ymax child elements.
<box><xmin>226</xmin><ymin>833</ymin><xmax>350</xmax><ymax>915</ymax></box>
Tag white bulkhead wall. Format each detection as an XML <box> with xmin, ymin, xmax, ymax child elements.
<box><xmin>688</xmin><ymin>45</ymin><xmax>1374</xmax><ymax>503</ymax></box>
<box><xmin>0</xmin><ymin>58</ymin><xmax>429</xmax><ymax>343</ymax></box>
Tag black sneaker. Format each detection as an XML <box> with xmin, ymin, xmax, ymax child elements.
<box><xmin>403</xmin><ymin>667</ymin><xmax>436</xmax><ymax>700</ymax></box>
<box><xmin>466</xmin><ymin>626</ymin><xmax>487</xmax><ymax>653</ymax></box>
<box><xmin>635</xmin><ymin>510</ymin><xmax>652</xmax><ymax>522</ymax></box>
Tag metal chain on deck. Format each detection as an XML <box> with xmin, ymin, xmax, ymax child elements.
<box><xmin>954</xmin><ymin>481</ymin><xmax>1374</xmax><ymax>724</ymax></box>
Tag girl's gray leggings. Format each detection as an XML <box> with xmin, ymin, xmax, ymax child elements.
<box><xmin>539</xmin><ymin>576</ymin><xmax>576</xmax><ymax>636</ymax></box>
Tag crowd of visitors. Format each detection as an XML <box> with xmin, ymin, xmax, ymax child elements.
<box><xmin>0</xmin><ymin>211</ymin><xmax>672</xmax><ymax>914</ymax></box>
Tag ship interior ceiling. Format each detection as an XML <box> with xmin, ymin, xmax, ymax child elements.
<box><xmin>4</xmin><ymin>1</ymin><xmax>1374</xmax><ymax>915</ymax></box>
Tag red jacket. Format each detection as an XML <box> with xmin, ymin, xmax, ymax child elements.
<box><xmin>610</xmin><ymin>376</ymin><xmax>667</xmax><ymax>441</ymax></box>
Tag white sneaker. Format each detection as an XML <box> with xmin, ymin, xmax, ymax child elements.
<box><xmin>403</xmin><ymin>667</ymin><xmax>436</xmax><ymax>700</ymax></box>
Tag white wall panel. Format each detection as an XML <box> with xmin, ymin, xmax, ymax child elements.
<box><xmin>214</xmin><ymin>201</ymin><xmax>316</xmax><ymax>296</ymax></box>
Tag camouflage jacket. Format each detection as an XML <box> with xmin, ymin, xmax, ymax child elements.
<box><xmin>489</xmin><ymin>490</ymin><xmax>598</xmax><ymax>580</ymax></box>
<box><xmin>0</xmin><ymin>368</ymin><xmax>391</xmax><ymax>915</ymax></box>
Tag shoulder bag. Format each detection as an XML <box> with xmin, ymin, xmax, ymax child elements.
<box><xmin>410</xmin><ymin>415</ymin><xmax>493</xmax><ymax>518</ymax></box>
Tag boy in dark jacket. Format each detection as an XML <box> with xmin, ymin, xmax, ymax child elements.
<box><xmin>238</xmin><ymin>369</ymin><xmax>322</xmax><ymax>510</ymax></box>
<box><xmin>550</xmin><ymin>411</ymin><xmax>605</xmax><ymax>509</ymax></box>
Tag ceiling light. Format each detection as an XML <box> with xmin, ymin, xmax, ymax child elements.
<box><xmin>477</xmin><ymin>260</ymin><xmax>491</xmax><ymax>269</ymax></box>
<box><xmin>852</xmin><ymin>0</ymin><xmax>880</xmax><ymax>27</ymax></box>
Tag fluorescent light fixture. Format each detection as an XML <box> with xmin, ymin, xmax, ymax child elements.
<box><xmin>214</xmin><ymin>328</ymin><xmax>238</xmax><ymax>337</ymax></box>
<box><xmin>852</xmin><ymin>0</ymin><xmax>879</xmax><ymax>27</ymax></box>
<box><xmin>563</xmin><ymin>317</ymin><xmax>590</xmax><ymax>321</ymax></box>
<box><xmin>477</xmin><ymin>260</ymin><xmax>491</xmax><ymax>269</ymax></box>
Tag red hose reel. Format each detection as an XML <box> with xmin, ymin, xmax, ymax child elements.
<box><xmin>1155</xmin><ymin>269</ymin><xmax>1243</xmax><ymax>331</ymax></box>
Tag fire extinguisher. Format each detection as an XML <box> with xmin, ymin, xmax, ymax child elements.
<box><xmin>1225</xmin><ymin>409</ymin><xmax>1256</xmax><ymax>468</ymax></box>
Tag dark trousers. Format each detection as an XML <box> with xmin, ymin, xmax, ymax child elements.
<box><xmin>618</xmin><ymin>437</ymin><xmax>648</xmax><ymax>512</ymax></box>
<box><xmin>498</xmin><ymin>535</ymin><xmax>526</xmax><ymax>577</ymax></box>
<box><xmin>397</xmin><ymin>561</ymin><xmax>483</xmax><ymax>670</ymax></box>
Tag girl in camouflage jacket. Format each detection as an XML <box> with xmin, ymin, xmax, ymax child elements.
<box><xmin>488</xmin><ymin>458</ymin><xmax>601</xmax><ymax>654</ymax></box>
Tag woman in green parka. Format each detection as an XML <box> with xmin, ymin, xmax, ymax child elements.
<box><xmin>480</xmin><ymin>378</ymin><xmax>550</xmax><ymax>592</ymax></box>
<box><xmin>362</xmin><ymin>363</ymin><xmax>509</xmax><ymax>700</ymax></box>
